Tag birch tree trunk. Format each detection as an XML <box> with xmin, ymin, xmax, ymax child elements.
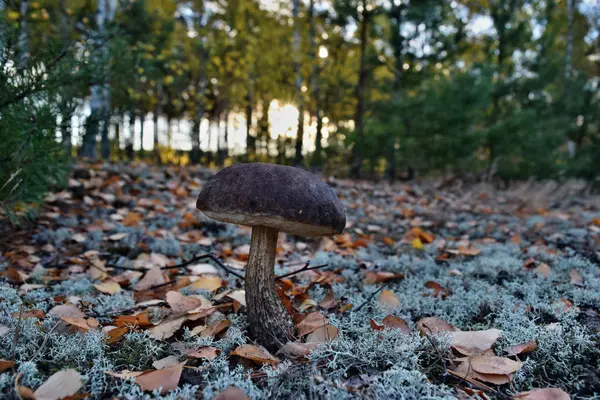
<box><xmin>293</xmin><ymin>0</ymin><xmax>304</xmax><ymax>166</ymax></box>
<box><xmin>350</xmin><ymin>0</ymin><xmax>368</xmax><ymax>178</ymax></box>
<box><xmin>80</xmin><ymin>0</ymin><xmax>116</xmax><ymax>160</ymax></box>
<box><xmin>565</xmin><ymin>0</ymin><xmax>576</xmax><ymax>157</ymax></box>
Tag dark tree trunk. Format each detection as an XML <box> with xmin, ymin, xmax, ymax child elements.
<box><xmin>61</xmin><ymin>110</ymin><xmax>72</xmax><ymax>158</ymax></box>
<box><xmin>309</xmin><ymin>0</ymin><xmax>323</xmax><ymax>168</ymax></box>
<box><xmin>350</xmin><ymin>0</ymin><xmax>369</xmax><ymax>178</ymax></box>
<box><xmin>125</xmin><ymin>110</ymin><xmax>134</xmax><ymax>161</ymax></box>
<box><xmin>246</xmin><ymin>90</ymin><xmax>255</xmax><ymax>161</ymax></box>
<box><xmin>295</xmin><ymin>105</ymin><xmax>304</xmax><ymax>166</ymax></box>
<box><xmin>80</xmin><ymin>112</ymin><xmax>99</xmax><ymax>159</ymax></box>
<box><xmin>114</xmin><ymin>115</ymin><xmax>121</xmax><ymax>160</ymax></box>
<box><xmin>246</xmin><ymin>225</ymin><xmax>294</xmax><ymax>351</ymax></box>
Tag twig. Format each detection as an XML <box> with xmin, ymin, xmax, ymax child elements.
<box><xmin>11</xmin><ymin>304</ymin><xmax>24</xmax><ymax>373</ymax></box>
<box><xmin>149</xmin><ymin>280</ymin><xmax>176</xmax><ymax>290</ymax></box>
<box><xmin>106</xmin><ymin>265</ymin><xmax>144</xmax><ymax>272</ymax></box>
<box><xmin>160</xmin><ymin>253</ymin><xmax>244</xmax><ymax>280</ymax></box>
<box><xmin>353</xmin><ymin>284</ymin><xmax>388</xmax><ymax>313</ymax></box>
<box><xmin>32</xmin><ymin>320</ymin><xmax>62</xmax><ymax>362</ymax></box>
<box><xmin>275</xmin><ymin>263</ymin><xmax>330</xmax><ymax>281</ymax></box>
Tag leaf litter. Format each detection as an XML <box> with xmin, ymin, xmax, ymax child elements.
<box><xmin>1</xmin><ymin>163</ymin><xmax>599</xmax><ymax>398</ymax></box>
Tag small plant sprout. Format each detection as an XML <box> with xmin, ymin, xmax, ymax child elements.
<box><xmin>196</xmin><ymin>163</ymin><xmax>346</xmax><ymax>350</ymax></box>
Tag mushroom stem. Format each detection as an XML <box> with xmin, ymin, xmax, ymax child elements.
<box><xmin>245</xmin><ymin>225</ymin><xmax>295</xmax><ymax>351</ymax></box>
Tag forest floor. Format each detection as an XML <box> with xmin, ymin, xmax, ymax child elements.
<box><xmin>1</xmin><ymin>162</ymin><xmax>600</xmax><ymax>400</ymax></box>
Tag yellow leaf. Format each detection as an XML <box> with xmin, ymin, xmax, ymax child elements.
<box><xmin>7</xmin><ymin>11</ymin><xmax>21</xmax><ymax>20</ymax></box>
<box><xmin>163</xmin><ymin>75</ymin><xmax>175</xmax><ymax>86</ymax></box>
<box><xmin>412</xmin><ymin>238</ymin><xmax>424</xmax><ymax>250</ymax></box>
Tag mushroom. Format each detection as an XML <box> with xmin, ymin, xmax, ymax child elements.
<box><xmin>196</xmin><ymin>163</ymin><xmax>346</xmax><ymax>350</ymax></box>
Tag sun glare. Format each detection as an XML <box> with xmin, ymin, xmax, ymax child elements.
<box><xmin>269</xmin><ymin>100</ymin><xmax>299</xmax><ymax>139</ymax></box>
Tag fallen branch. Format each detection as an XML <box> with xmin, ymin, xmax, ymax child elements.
<box><xmin>353</xmin><ymin>284</ymin><xmax>388</xmax><ymax>313</ymax></box>
<box><xmin>275</xmin><ymin>262</ymin><xmax>330</xmax><ymax>281</ymax></box>
<box><xmin>161</xmin><ymin>253</ymin><xmax>244</xmax><ymax>280</ymax></box>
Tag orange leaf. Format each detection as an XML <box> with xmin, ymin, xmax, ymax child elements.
<box><xmin>122</xmin><ymin>212</ymin><xmax>143</xmax><ymax>227</ymax></box>
<box><xmin>297</xmin><ymin>312</ymin><xmax>329</xmax><ymax>337</ymax></box>
<box><xmin>364</xmin><ymin>271</ymin><xmax>404</xmax><ymax>285</ymax></box>
<box><xmin>377</xmin><ymin>289</ymin><xmax>400</xmax><ymax>310</ymax></box>
<box><xmin>504</xmin><ymin>340</ymin><xmax>537</xmax><ymax>356</ymax></box>
<box><xmin>135</xmin><ymin>363</ymin><xmax>185</xmax><ymax>394</ymax></box>
<box><xmin>306</xmin><ymin>324</ymin><xmax>339</xmax><ymax>343</ymax></box>
<box><xmin>230</xmin><ymin>345</ymin><xmax>279</xmax><ymax>365</ymax></box>
<box><xmin>382</xmin><ymin>315</ymin><xmax>411</xmax><ymax>334</ymax></box>
<box><xmin>200</xmin><ymin>319</ymin><xmax>231</xmax><ymax>338</ymax></box>
<box><xmin>0</xmin><ymin>360</ymin><xmax>15</xmax><ymax>373</ymax></box>
<box><xmin>416</xmin><ymin>317</ymin><xmax>457</xmax><ymax>335</ymax></box>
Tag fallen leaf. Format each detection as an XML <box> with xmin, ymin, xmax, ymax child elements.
<box><xmin>534</xmin><ymin>263</ymin><xmax>551</xmax><ymax>278</ymax></box>
<box><xmin>382</xmin><ymin>315</ymin><xmax>411</xmax><ymax>334</ymax></box>
<box><xmin>215</xmin><ymin>386</ymin><xmax>249</xmax><ymax>400</ymax></box>
<box><xmin>412</xmin><ymin>238</ymin><xmax>424</xmax><ymax>250</ymax></box>
<box><xmin>166</xmin><ymin>291</ymin><xmax>203</xmax><ymax>314</ymax></box>
<box><xmin>451</xmin><ymin>329</ymin><xmax>502</xmax><ymax>356</ymax></box>
<box><xmin>187</xmin><ymin>263</ymin><xmax>219</xmax><ymax>275</ymax></box>
<box><xmin>377</xmin><ymin>289</ymin><xmax>400</xmax><ymax>310</ymax></box>
<box><xmin>470</xmin><ymin>355</ymin><xmax>522</xmax><ymax>375</ymax></box>
<box><xmin>233</xmin><ymin>244</ymin><xmax>250</xmax><ymax>261</ymax></box>
<box><xmin>306</xmin><ymin>324</ymin><xmax>339</xmax><ymax>343</ymax></box>
<box><xmin>0</xmin><ymin>360</ymin><xmax>14</xmax><ymax>373</ymax></box>
<box><xmin>318</xmin><ymin>289</ymin><xmax>337</xmax><ymax>309</ymax></box>
<box><xmin>122</xmin><ymin>212</ymin><xmax>143</xmax><ymax>227</ymax></box>
<box><xmin>108</xmin><ymin>232</ymin><xmax>129</xmax><ymax>241</ymax></box>
<box><xmin>190</xmin><ymin>275</ymin><xmax>223</xmax><ymax>291</ymax></box>
<box><xmin>513</xmin><ymin>388</ymin><xmax>571</xmax><ymax>400</ymax></box>
<box><xmin>186</xmin><ymin>347</ymin><xmax>221</xmax><ymax>360</ymax></box>
<box><xmin>135</xmin><ymin>363</ymin><xmax>185</xmax><ymax>394</ymax></box>
<box><xmin>107</xmin><ymin>327</ymin><xmax>129</xmax><ymax>344</ymax></box>
<box><xmin>416</xmin><ymin>317</ymin><xmax>457</xmax><ymax>335</ymax></box>
<box><xmin>424</xmin><ymin>281</ymin><xmax>450</xmax><ymax>298</ymax></box>
<box><xmin>153</xmin><ymin>355</ymin><xmax>180</xmax><ymax>370</ymax></box>
<box><xmin>225</xmin><ymin>290</ymin><xmax>246</xmax><ymax>307</ymax></box>
<box><xmin>93</xmin><ymin>280</ymin><xmax>121</xmax><ymax>294</ymax></box>
<box><xmin>504</xmin><ymin>340</ymin><xmax>538</xmax><ymax>356</ymax></box>
<box><xmin>105</xmin><ymin>369</ymin><xmax>146</xmax><ymax>379</ymax></box>
<box><xmin>133</xmin><ymin>267</ymin><xmax>170</xmax><ymax>291</ymax></box>
<box><xmin>48</xmin><ymin>303</ymin><xmax>84</xmax><ymax>319</ymax></box>
<box><xmin>148</xmin><ymin>316</ymin><xmax>187</xmax><ymax>340</ymax></box>
<box><xmin>34</xmin><ymin>369</ymin><xmax>83</xmax><ymax>400</ymax></box>
<box><xmin>114</xmin><ymin>312</ymin><xmax>152</xmax><ymax>328</ymax></box>
<box><xmin>297</xmin><ymin>312</ymin><xmax>329</xmax><ymax>337</ymax></box>
<box><xmin>569</xmin><ymin>269</ymin><xmax>584</xmax><ymax>285</ymax></box>
<box><xmin>364</xmin><ymin>271</ymin><xmax>405</xmax><ymax>285</ymax></box>
<box><xmin>277</xmin><ymin>342</ymin><xmax>320</xmax><ymax>359</ymax></box>
<box><xmin>452</xmin><ymin>361</ymin><xmax>512</xmax><ymax>385</ymax></box>
<box><xmin>60</xmin><ymin>317</ymin><xmax>99</xmax><ymax>332</ymax></box>
<box><xmin>200</xmin><ymin>319</ymin><xmax>231</xmax><ymax>338</ymax></box>
<box><xmin>230</xmin><ymin>344</ymin><xmax>279</xmax><ymax>365</ymax></box>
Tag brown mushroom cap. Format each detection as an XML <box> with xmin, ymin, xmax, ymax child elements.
<box><xmin>196</xmin><ymin>163</ymin><xmax>346</xmax><ymax>237</ymax></box>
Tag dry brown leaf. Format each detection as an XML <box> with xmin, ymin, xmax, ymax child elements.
<box><xmin>470</xmin><ymin>355</ymin><xmax>522</xmax><ymax>375</ymax></box>
<box><xmin>504</xmin><ymin>340</ymin><xmax>538</xmax><ymax>356</ymax></box>
<box><xmin>306</xmin><ymin>324</ymin><xmax>339</xmax><ymax>343</ymax></box>
<box><xmin>106</xmin><ymin>327</ymin><xmax>129</xmax><ymax>344</ymax></box>
<box><xmin>569</xmin><ymin>269</ymin><xmax>584</xmax><ymax>285</ymax></box>
<box><xmin>297</xmin><ymin>312</ymin><xmax>329</xmax><ymax>337</ymax></box>
<box><xmin>60</xmin><ymin>317</ymin><xmax>99</xmax><ymax>332</ymax></box>
<box><xmin>189</xmin><ymin>275</ymin><xmax>223</xmax><ymax>291</ymax></box>
<box><xmin>186</xmin><ymin>346</ymin><xmax>221</xmax><ymax>360</ymax></box>
<box><xmin>377</xmin><ymin>289</ymin><xmax>400</xmax><ymax>310</ymax></box>
<box><xmin>48</xmin><ymin>303</ymin><xmax>84</xmax><ymax>319</ymax></box>
<box><xmin>215</xmin><ymin>386</ymin><xmax>249</xmax><ymax>400</ymax></box>
<box><xmin>452</xmin><ymin>361</ymin><xmax>512</xmax><ymax>385</ymax></box>
<box><xmin>93</xmin><ymin>280</ymin><xmax>121</xmax><ymax>294</ymax></box>
<box><xmin>277</xmin><ymin>342</ymin><xmax>320</xmax><ymax>359</ymax></box>
<box><xmin>513</xmin><ymin>388</ymin><xmax>571</xmax><ymax>400</ymax></box>
<box><xmin>152</xmin><ymin>356</ymin><xmax>180</xmax><ymax>370</ymax></box>
<box><xmin>318</xmin><ymin>289</ymin><xmax>337</xmax><ymax>309</ymax></box>
<box><xmin>148</xmin><ymin>316</ymin><xmax>187</xmax><ymax>340</ymax></box>
<box><xmin>135</xmin><ymin>363</ymin><xmax>185</xmax><ymax>394</ymax></box>
<box><xmin>122</xmin><ymin>212</ymin><xmax>143</xmax><ymax>227</ymax></box>
<box><xmin>534</xmin><ymin>263</ymin><xmax>551</xmax><ymax>278</ymax></box>
<box><xmin>0</xmin><ymin>360</ymin><xmax>14</xmax><ymax>373</ymax></box>
<box><xmin>382</xmin><ymin>315</ymin><xmax>411</xmax><ymax>334</ymax></box>
<box><xmin>364</xmin><ymin>271</ymin><xmax>405</xmax><ymax>285</ymax></box>
<box><xmin>34</xmin><ymin>369</ymin><xmax>83</xmax><ymax>400</ymax></box>
<box><xmin>416</xmin><ymin>317</ymin><xmax>457</xmax><ymax>335</ymax></box>
<box><xmin>166</xmin><ymin>291</ymin><xmax>203</xmax><ymax>314</ymax></box>
<box><xmin>133</xmin><ymin>267</ymin><xmax>170</xmax><ymax>291</ymax></box>
<box><xmin>200</xmin><ymin>319</ymin><xmax>231</xmax><ymax>338</ymax></box>
<box><xmin>451</xmin><ymin>329</ymin><xmax>502</xmax><ymax>356</ymax></box>
<box><xmin>225</xmin><ymin>290</ymin><xmax>246</xmax><ymax>307</ymax></box>
<box><xmin>230</xmin><ymin>344</ymin><xmax>279</xmax><ymax>365</ymax></box>
<box><xmin>114</xmin><ymin>312</ymin><xmax>152</xmax><ymax>328</ymax></box>
<box><xmin>105</xmin><ymin>369</ymin><xmax>147</xmax><ymax>379</ymax></box>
